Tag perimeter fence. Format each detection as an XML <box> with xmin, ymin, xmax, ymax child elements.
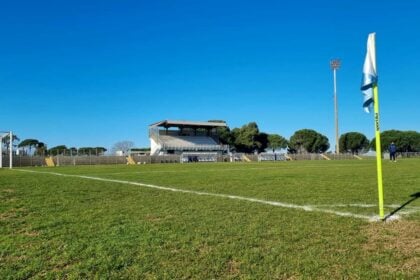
<box><xmin>1</xmin><ymin>152</ymin><xmax>419</xmax><ymax>168</ymax></box>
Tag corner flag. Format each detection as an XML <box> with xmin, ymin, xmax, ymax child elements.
<box><xmin>361</xmin><ymin>33</ymin><xmax>377</xmax><ymax>112</ymax></box>
<box><xmin>361</xmin><ymin>33</ymin><xmax>384</xmax><ymax>220</ymax></box>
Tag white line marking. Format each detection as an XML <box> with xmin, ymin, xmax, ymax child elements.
<box><xmin>84</xmin><ymin>163</ymin><xmax>371</xmax><ymax>176</ymax></box>
<box><xmin>15</xmin><ymin>169</ymin><xmax>394</xmax><ymax>222</ymax></box>
<box><xmin>312</xmin><ymin>203</ymin><xmax>420</xmax><ymax>210</ymax></box>
<box><xmin>79</xmin><ymin>167</ymin><xmax>288</xmax><ymax>176</ymax></box>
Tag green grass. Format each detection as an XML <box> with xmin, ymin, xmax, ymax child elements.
<box><xmin>1</xmin><ymin>159</ymin><xmax>419</xmax><ymax>279</ymax></box>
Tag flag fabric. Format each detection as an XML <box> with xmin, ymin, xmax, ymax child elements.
<box><xmin>361</xmin><ymin>33</ymin><xmax>378</xmax><ymax>112</ymax></box>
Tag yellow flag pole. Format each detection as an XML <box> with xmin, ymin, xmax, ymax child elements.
<box><xmin>373</xmin><ymin>85</ymin><xmax>384</xmax><ymax>219</ymax></box>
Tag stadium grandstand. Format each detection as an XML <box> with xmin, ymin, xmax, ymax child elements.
<box><xmin>149</xmin><ymin>120</ymin><xmax>229</xmax><ymax>161</ymax></box>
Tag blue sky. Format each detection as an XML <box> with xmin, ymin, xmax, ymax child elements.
<box><xmin>1</xmin><ymin>0</ymin><xmax>419</xmax><ymax>151</ymax></box>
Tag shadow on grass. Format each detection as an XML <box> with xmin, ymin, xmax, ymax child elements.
<box><xmin>383</xmin><ymin>192</ymin><xmax>420</xmax><ymax>221</ymax></box>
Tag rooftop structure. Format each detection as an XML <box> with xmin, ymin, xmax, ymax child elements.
<box><xmin>149</xmin><ymin>120</ymin><xmax>228</xmax><ymax>155</ymax></box>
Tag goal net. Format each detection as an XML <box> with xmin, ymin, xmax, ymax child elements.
<box><xmin>0</xmin><ymin>131</ymin><xmax>13</xmax><ymax>168</ymax></box>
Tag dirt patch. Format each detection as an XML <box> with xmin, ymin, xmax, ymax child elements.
<box><xmin>363</xmin><ymin>220</ymin><xmax>420</xmax><ymax>275</ymax></box>
<box><xmin>226</xmin><ymin>259</ymin><xmax>241</xmax><ymax>276</ymax></box>
<box><xmin>20</xmin><ymin>230</ymin><xmax>40</xmax><ymax>237</ymax></box>
<box><xmin>144</xmin><ymin>214</ymin><xmax>162</xmax><ymax>222</ymax></box>
<box><xmin>0</xmin><ymin>212</ymin><xmax>14</xmax><ymax>220</ymax></box>
<box><xmin>0</xmin><ymin>207</ymin><xmax>27</xmax><ymax>221</ymax></box>
<box><xmin>196</xmin><ymin>243</ymin><xmax>212</xmax><ymax>256</ymax></box>
<box><xmin>0</xmin><ymin>254</ymin><xmax>27</xmax><ymax>263</ymax></box>
<box><xmin>1</xmin><ymin>189</ymin><xmax>15</xmax><ymax>193</ymax></box>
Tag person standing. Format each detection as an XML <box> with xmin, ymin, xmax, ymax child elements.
<box><xmin>389</xmin><ymin>142</ymin><xmax>397</xmax><ymax>162</ymax></box>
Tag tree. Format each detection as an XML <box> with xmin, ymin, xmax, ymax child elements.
<box><xmin>78</xmin><ymin>147</ymin><xmax>107</xmax><ymax>156</ymax></box>
<box><xmin>69</xmin><ymin>147</ymin><xmax>78</xmax><ymax>156</ymax></box>
<box><xmin>35</xmin><ymin>142</ymin><xmax>47</xmax><ymax>156</ymax></box>
<box><xmin>267</xmin><ymin>134</ymin><xmax>288</xmax><ymax>152</ymax></box>
<box><xmin>18</xmin><ymin>139</ymin><xmax>39</xmax><ymax>155</ymax></box>
<box><xmin>339</xmin><ymin>132</ymin><xmax>369</xmax><ymax>154</ymax></box>
<box><xmin>208</xmin><ymin>120</ymin><xmax>234</xmax><ymax>146</ymax></box>
<box><xmin>217</xmin><ymin>126</ymin><xmax>234</xmax><ymax>146</ymax></box>
<box><xmin>371</xmin><ymin>130</ymin><xmax>420</xmax><ymax>153</ymax></box>
<box><xmin>255</xmin><ymin>132</ymin><xmax>269</xmax><ymax>153</ymax></box>
<box><xmin>289</xmin><ymin>129</ymin><xmax>330</xmax><ymax>153</ymax></box>
<box><xmin>1</xmin><ymin>134</ymin><xmax>20</xmax><ymax>153</ymax></box>
<box><xmin>370</xmin><ymin>130</ymin><xmax>401</xmax><ymax>152</ymax></box>
<box><xmin>95</xmin><ymin>147</ymin><xmax>107</xmax><ymax>155</ymax></box>
<box><xmin>111</xmin><ymin>141</ymin><xmax>134</xmax><ymax>155</ymax></box>
<box><xmin>232</xmin><ymin>122</ymin><xmax>262</xmax><ymax>153</ymax></box>
<box><xmin>48</xmin><ymin>145</ymin><xmax>68</xmax><ymax>156</ymax></box>
<box><xmin>393</xmin><ymin>130</ymin><xmax>420</xmax><ymax>152</ymax></box>
<box><xmin>404</xmin><ymin>131</ymin><xmax>420</xmax><ymax>152</ymax></box>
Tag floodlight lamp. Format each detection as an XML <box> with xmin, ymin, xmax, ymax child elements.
<box><xmin>330</xmin><ymin>59</ymin><xmax>341</xmax><ymax>70</ymax></box>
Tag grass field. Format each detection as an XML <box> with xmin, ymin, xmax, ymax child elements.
<box><xmin>1</xmin><ymin>159</ymin><xmax>419</xmax><ymax>279</ymax></box>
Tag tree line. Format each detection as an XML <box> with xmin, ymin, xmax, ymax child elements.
<box><xmin>370</xmin><ymin>130</ymin><xmax>420</xmax><ymax>153</ymax></box>
<box><xmin>215</xmin><ymin>122</ymin><xmax>330</xmax><ymax>153</ymax></box>
<box><xmin>1</xmin><ymin>137</ymin><xmax>107</xmax><ymax>156</ymax></box>
<box><xmin>213</xmin><ymin>121</ymin><xmax>420</xmax><ymax>154</ymax></box>
<box><xmin>2</xmin><ymin>127</ymin><xmax>420</xmax><ymax>156</ymax></box>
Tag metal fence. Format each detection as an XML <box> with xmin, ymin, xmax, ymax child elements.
<box><xmin>1</xmin><ymin>155</ymin><xmax>128</xmax><ymax>167</ymax></box>
<box><xmin>2</xmin><ymin>152</ymin><xmax>420</xmax><ymax>168</ymax></box>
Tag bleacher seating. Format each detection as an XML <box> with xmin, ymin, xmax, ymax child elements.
<box><xmin>149</xmin><ymin>120</ymin><xmax>228</xmax><ymax>155</ymax></box>
<box><xmin>159</xmin><ymin>135</ymin><xmax>221</xmax><ymax>150</ymax></box>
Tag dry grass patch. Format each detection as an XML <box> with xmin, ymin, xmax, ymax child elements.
<box><xmin>1</xmin><ymin>188</ymin><xmax>15</xmax><ymax>193</ymax></box>
<box><xmin>0</xmin><ymin>255</ymin><xmax>28</xmax><ymax>263</ymax></box>
<box><xmin>0</xmin><ymin>207</ymin><xmax>27</xmax><ymax>221</ymax></box>
<box><xmin>0</xmin><ymin>188</ymin><xmax>17</xmax><ymax>203</ymax></box>
<box><xmin>363</xmin><ymin>220</ymin><xmax>420</xmax><ymax>275</ymax></box>
<box><xmin>226</xmin><ymin>259</ymin><xmax>241</xmax><ymax>277</ymax></box>
<box><xmin>19</xmin><ymin>229</ymin><xmax>40</xmax><ymax>237</ymax></box>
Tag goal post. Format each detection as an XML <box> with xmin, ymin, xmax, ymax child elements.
<box><xmin>0</xmin><ymin>131</ymin><xmax>13</xmax><ymax>169</ymax></box>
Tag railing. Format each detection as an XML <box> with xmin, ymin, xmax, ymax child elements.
<box><xmin>161</xmin><ymin>144</ymin><xmax>228</xmax><ymax>151</ymax></box>
<box><xmin>180</xmin><ymin>152</ymin><xmax>219</xmax><ymax>163</ymax></box>
<box><xmin>4</xmin><ymin>152</ymin><xmax>420</xmax><ymax>167</ymax></box>
<box><xmin>258</xmin><ymin>153</ymin><xmax>286</xmax><ymax>161</ymax></box>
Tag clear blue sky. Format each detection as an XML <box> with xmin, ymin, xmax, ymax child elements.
<box><xmin>1</xmin><ymin>0</ymin><xmax>419</xmax><ymax>151</ymax></box>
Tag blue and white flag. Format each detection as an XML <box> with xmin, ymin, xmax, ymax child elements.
<box><xmin>361</xmin><ymin>33</ymin><xmax>377</xmax><ymax>112</ymax></box>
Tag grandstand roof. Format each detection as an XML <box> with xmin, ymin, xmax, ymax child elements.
<box><xmin>150</xmin><ymin>120</ymin><xmax>227</xmax><ymax>129</ymax></box>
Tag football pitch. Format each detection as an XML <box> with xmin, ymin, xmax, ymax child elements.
<box><xmin>1</xmin><ymin>159</ymin><xmax>419</xmax><ymax>279</ymax></box>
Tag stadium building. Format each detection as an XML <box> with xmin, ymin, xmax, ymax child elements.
<box><xmin>149</xmin><ymin>120</ymin><xmax>229</xmax><ymax>160</ymax></box>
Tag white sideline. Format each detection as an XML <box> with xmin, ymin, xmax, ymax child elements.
<box><xmin>311</xmin><ymin>203</ymin><xmax>420</xmax><ymax>211</ymax></box>
<box><xmin>87</xmin><ymin>164</ymin><xmax>366</xmax><ymax>176</ymax></box>
<box><xmin>16</xmin><ymin>169</ymin><xmax>387</xmax><ymax>222</ymax></box>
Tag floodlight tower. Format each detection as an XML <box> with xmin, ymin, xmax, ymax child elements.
<box><xmin>330</xmin><ymin>59</ymin><xmax>341</xmax><ymax>154</ymax></box>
